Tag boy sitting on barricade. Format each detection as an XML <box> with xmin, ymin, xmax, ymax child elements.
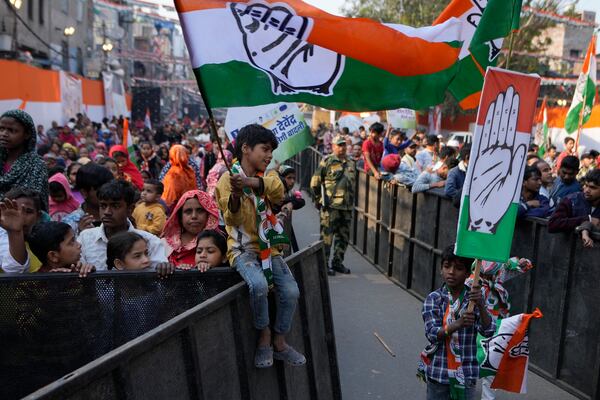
<box><xmin>215</xmin><ymin>124</ymin><xmax>305</xmax><ymax>369</ymax></box>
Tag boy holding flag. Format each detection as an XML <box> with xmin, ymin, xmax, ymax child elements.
<box><xmin>421</xmin><ymin>245</ymin><xmax>495</xmax><ymax>399</ymax></box>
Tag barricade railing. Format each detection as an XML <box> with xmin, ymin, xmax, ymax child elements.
<box><xmin>352</xmin><ymin>169</ymin><xmax>600</xmax><ymax>400</ymax></box>
<box><xmin>10</xmin><ymin>242</ymin><xmax>341</xmax><ymax>400</ymax></box>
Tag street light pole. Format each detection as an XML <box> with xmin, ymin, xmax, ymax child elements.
<box><xmin>8</xmin><ymin>0</ymin><xmax>22</xmax><ymax>53</ymax></box>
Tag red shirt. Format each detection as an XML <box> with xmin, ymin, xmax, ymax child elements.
<box><xmin>362</xmin><ymin>139</ymin><xmax>383</xmax><ymax>172</ymax></box>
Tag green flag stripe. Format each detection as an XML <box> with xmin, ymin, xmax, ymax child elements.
<box><xmin>195</xmin><ymin>56</ymin><xmax>459</xmax><ymax>112</ymax></box>
<box><xmin>565</xmin><ymin>77</ymin><xmax>596</xmax><ymax>134</ymax></box>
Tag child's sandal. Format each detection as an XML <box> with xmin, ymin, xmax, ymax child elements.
<box><xmin>254</xmin><ymin>345</ymin><xmax>274</xmax><ymax>368</ymax></box>
<box><xmin>274</xmin><ymin>346</ymin><xmax>306</xmax><ymax>367</ymax></box>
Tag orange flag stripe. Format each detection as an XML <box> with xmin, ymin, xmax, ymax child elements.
<box><xmin>174</xmin><ymin>0</ymin><xmax>461</xmax><ymax>77</ymax></box>
<box><xmin>582</xmin><ymin>35</ymin><xmax>596</xmax><ymax>75</ymax></box>
<box><xmin>491</xmin><ymin>309</ymin><xmax>543</xmax><ymax>393</ymax></box>
<box><xmin>433</xmin><ymin>0</ymin><xmax>473</xmax><ymax>24</ymax></box>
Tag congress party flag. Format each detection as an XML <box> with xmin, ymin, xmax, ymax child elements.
<box><xmin>434</xmin><ymin>0</ymin><xmax>522</xmax><ymax>110</ymax></box>
<box><xmin>477</xmin><ymin>309</ymin><xmax>543</xmax><ymax>393</ymax></box>
<box><xmin>175</xmin><ymin>0</ymin><xmax>518</xmax><ymax>112</ymax></box>
<box><xmin>456</xmin><ymin>67</ymin><xmax>540</xmax><ymax>262</ymax></box>
<box><xmin>565</xmin><ymin>35</ymin><xmax>597</xmax><ymax>134</ymax></box>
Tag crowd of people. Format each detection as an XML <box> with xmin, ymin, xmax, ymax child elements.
<box><xmin>0</xmin><ymin>109</ymin><xmax>307</xmax><ymax>369</ymax></box>
<box><xmin>315</xmin><ymin>121</ymin><xmax>600</xmax><ymax>249</ymax></box>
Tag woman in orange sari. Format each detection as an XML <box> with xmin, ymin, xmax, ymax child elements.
<box><xmin>161</xmin><ymin>144</ymin><xmax>198</xmax><ymax>209</ymax></box>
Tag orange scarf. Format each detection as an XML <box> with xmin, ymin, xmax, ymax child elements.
<box><xmin>161</xmin><ymin>145</ymin><xmax>198</xmax><ymax>208</ymax></box>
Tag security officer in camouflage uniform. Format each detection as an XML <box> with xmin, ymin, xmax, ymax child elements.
<box><xmin>310</xmin><ymin>135</ymin><xmax>355</xmax><ymax>276</ymax></box>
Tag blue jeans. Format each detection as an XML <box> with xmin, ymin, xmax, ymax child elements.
<box><xmin>426</xmin><ymin>380</ymin><xmax>476</xmax><ymax>400</ymax></box>
<box><xmin>233</xmin><ymin>253</ymin><xmax>300</xmax><ymax>334</ymax></box>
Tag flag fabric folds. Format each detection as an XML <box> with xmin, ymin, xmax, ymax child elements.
<box><xmin>175</xmin><ymin>0</ymin><xmax>521</xmax><ymax>112</ymax></box>
<box><xmin>565</xmin><ymin>35</ymin><xmax>597</xmax><ymax>134</ymax></box>
<box><xmin>122</xmin><ymin>118</ymin><xmax>137</xmax><ymax>164</ymax></box>
<box><xmin>477</xmin><ymin>309</ymin><xmax>543</xmax><ymax>393</ymax></box>
<box><xmin>434</xmin><ymin>0</ymin><xmax>522</xmax><ymax>110</ymax></box>
<box><xmin>536</xmin><ymin>98</ymin><xmax>549</xmax><ymax>157</ymax></box>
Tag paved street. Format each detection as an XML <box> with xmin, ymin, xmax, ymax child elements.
<box><xmin>292</xmin><ymin>197</ymin><xmax>577</xmax><ymax>400</ymax></box>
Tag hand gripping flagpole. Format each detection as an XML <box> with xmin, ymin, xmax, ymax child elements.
<box><xmin>467</xmin><ymin>259</ymin><xmax>482</xmax><ymax>313</ymax></box>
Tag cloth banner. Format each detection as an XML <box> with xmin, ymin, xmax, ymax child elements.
<box><xmin>477</xmin><ymin>309</ymin><xmax>543</xmax><ymax>393</ymax></box>
<box><xmin>225</xmin><ymin>102</ymin><xmax>313</xmax><ymax>164</ymax></box>
<box><xmin>456</xmin><ymin>67</ymin><xmax>540</xmax><ymax>262</ymax></box>
<box><xmin>103</xmin><ymin>71</ymin><xmax>129</xmax><ymax>119</ymax></box>
<box><xmin>59</xmin><ymin>71</ymin><xmax>83</xmax><ymax>125</ymax></box>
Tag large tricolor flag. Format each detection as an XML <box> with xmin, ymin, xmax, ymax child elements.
<box><xmin>456</xmin><ymin>67</ymin><xmax>540</xmax><ymax>262</ymax></box>
<box><xmin>175</xmin><ymin>0</ymin><xmax>521</xmax><ymax>112</ymax></box>
<box><xmin>565</xmin><ymin>35</ymin><xmax>597</xmax><ymax>134</ymax></box>
<box><xmin>122</xmin><ymin>118</ymin><xmax>137</xmax><ymax>164</ymax></box>
<box><xmin>477</xmin><ymin>309</ymin><xmax>543</xmax><ymax>393</ymax></box>
<box><xmin>434</xmin><ymin>0</ymin><xmax>522</xmax><ymax>109</ymax></box>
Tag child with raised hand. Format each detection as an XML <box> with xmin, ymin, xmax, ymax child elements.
<box><xmin>107</xmin><ymin>231</ymin><xmax>174</xmax><ymax>278</ymax></box>
<box><xmin>215</xmin><ymin>124</ymin><xmax>304</xmax><ymax>369</ymax></box>
<box><xmin>132</xmin><ymin>179</ymin><xmax>167</xmax><ymax>236</ymax></box>
<box><xmin>27</xmin><ymin>221</ymin><xmax>95</xmax><ymax>277</ymax></box>
<box><xmin>420</xmin><ymin>245</ymin><xmax>495</xmax><ymax>399</ymax></box>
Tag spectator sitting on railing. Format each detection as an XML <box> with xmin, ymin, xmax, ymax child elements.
<box><xmin>548</xmin><ymin>169</ymin><xmax>600</xmax><ymax>234</ymax></box>
<box><xmin>362</xmin><ymin>122</ymin><xmax>384</xmax><ymax>179</ymax></box>
<box><xmin>549</xmin><ymin>156</ymin><xmax>581</xmax><ymax>208</ymax></box>
<box><xmin>412</xmin><ymin>158</ymin><xmax>457</xmax><ymax>194</ymax></box>
<box><xmin>415</xmin><ymin>135</ymin><xmax>439</xmax><ymax>173</ymax></box>
<box><xmin>535</xmin><ymin>160</ymin><xmax>554</xmax><ymax>200</ymax></box>
<box><xmin>77</xmin><ymin>181</ymin><xmax>169</xmax><ymax>271</ymax></box>
<box><xmin>383</xmin><ymin>128</ymin><xmax>413</xmax><ymax>157</ymax></box>
<box><xmin>390</xmin><ymin>142</ymin><xmax>420</xmax><ymax>186</ymax></box>
<box><xmin>216</xmin><ymin>124</ymin><xmax>305</xmax><ymax>369</ymax></box>
<box><xmin>27</xmin><ymin>221</ymin><xmax>95</xmax><ymax>277</ymax></box>
<box><xmin>444</xmin><ymin>145</ymin><xmax>470</xmax><ymax>200</ymax></box>
<box><xmin>518</xmin><ymin>166</ymin><xmax>550</xmax><ymax>219</ymax></box>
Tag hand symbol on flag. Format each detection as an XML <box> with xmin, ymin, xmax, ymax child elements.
<box><xmin>468</xmin><ymin>86</ymin><xmax>526</xmax><ymax>234</ymax></box>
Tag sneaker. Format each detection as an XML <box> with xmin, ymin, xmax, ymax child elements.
<box><xmin>254</xmin><ymin>345</ymin><xmax>273</xmax><ymax>368</ymax></box>
<box><xmin>327</xmin><ymin>268</ymin><xmax>336</xmax><ymax>276</ymax></box>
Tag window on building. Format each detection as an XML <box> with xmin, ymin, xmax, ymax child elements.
<box><xmin>570</xmin><ymin>49</ymin><xmax>581</xmax><ymax>59</ymax></box>
<box><xmin>77</xmin><ymin>47</ymin><xmax>83</xmax><ymax>75</ymax></box>
<box><xmin>39</xmin><ymin>0</ymin><xmax>44</xmax><ymax>25</ymax></box>
<box><xmin>27</xmin><ymin>0</ymin><xmax>34</xmax><ymax>20</ymax></box>
<box><xmin>61</xmin><ymin>0</ymin><xmax>69</xmax><ymax>14</ymax></box>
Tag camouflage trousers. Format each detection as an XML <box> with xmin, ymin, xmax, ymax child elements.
<box><xmin>320</xmin><ymin>208</ymin><xmax>352</xmax><ymax>268</ymax></box>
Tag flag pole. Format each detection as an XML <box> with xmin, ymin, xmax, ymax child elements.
<box><xmin>574</xmin><ymin>89</ymin><xmax>587</xmax><ymax>157</ymax></box>
<box><xmin>193</xmin><ymin>76</ymin><xmax>232</xmax><ymax>174</ymax></box>
<box><xmin>505</xmin><ymin>31</ymin><xmax>516</xmax><ymax>70</ymax></box>
<box><xmin>467</xmin><ymin>259</ymin><xmax>482</xmax><ymax>313</ymax></box>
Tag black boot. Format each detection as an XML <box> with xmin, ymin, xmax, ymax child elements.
<box><xmin>332</xmin><ymin>264</ymin><xmax>351</xmax><ymax>274</ymax></box>
<box><xmin>327</xmin><ymin>267</ymin><xmax>336</xmax><ymax>276</ymax></box>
